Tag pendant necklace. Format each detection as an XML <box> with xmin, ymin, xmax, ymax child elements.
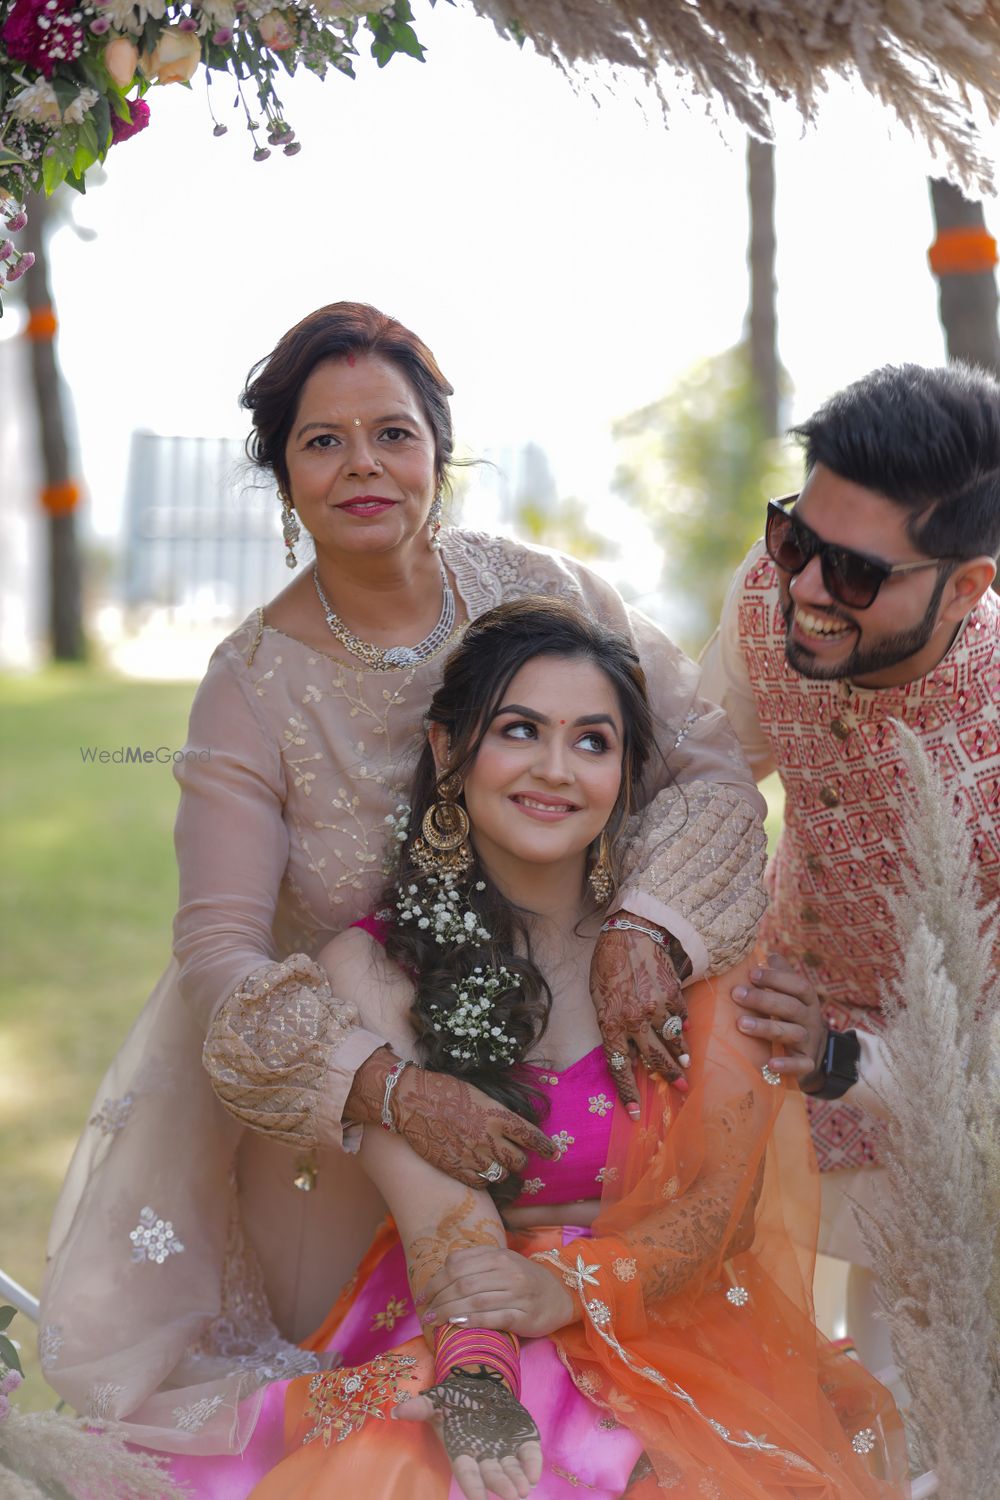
<box><xmin>312</xmin><ymin>560</ymin><xmax>457</xmax><ymax>670</ymax></box>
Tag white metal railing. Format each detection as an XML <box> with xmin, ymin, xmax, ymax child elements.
<box><xmin>0</xmin><ymin>1269</ymin><xmax>39</xmax><ymax>1323</ymax></box>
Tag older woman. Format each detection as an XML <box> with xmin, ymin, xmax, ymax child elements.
<box><xmin>40</xmin><ymin>303</ymin><xmax>767</xmax><ymax>1460</ymax></box>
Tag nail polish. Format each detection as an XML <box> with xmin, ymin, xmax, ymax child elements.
<box><xmin>673</xmin><ymin>1078</ymin><xmax>689</xmax><ymax>1094</ymax></box>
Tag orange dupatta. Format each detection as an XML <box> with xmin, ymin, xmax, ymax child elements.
<box><xmin>534</xmin><ymin>961</ymin><xmax>908</xmax><ymax>1498</ymax></box>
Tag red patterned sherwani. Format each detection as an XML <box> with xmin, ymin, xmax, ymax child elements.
<box><xmin>700</xmin><ymin>542</ymin><xmax>1000</xmax><ymax>1175</ymax></box>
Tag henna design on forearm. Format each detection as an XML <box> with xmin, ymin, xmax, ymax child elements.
<box><xmin>408</xmin><ymin>1191</ymin><xmax>504</xmax><ymax>1301</ymax></box>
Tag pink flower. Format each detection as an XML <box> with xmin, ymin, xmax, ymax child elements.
<box><xmin>212</xmin><ymin>25</ymin><xmax>233</xmax><ymax>43</ymax></box>
<box><xmin>89</xmin><ymin>14</ymin><xmax>111</xmax><ymax>33</ymax></box>
<box><xmin>2</xmin><ymin>0</ymin><xmax>85</xmax><ymax>79</ymax></box>
<box><xmin>110</xmin><ymin>97</ymin><xmax>150</xmax><ymax>145</ymax></box>
<box><xmin>7</xmin><ymin>251</ymin><xmax>35</xmax><ymax>282</ymax></box>
<box><xmin>5</xmin><ymin>210</ymin><xmax>28</xmax><ymax>232</ymax></box>
<box><xmin>0</xmin><ymin>240</ymin><xmax>13</xmax><ymax>262</ymax></box>
<box><xmin>0</xmin><ymin>1370</ymin><xmax>22</xmax><ymax>1397</ymax></box>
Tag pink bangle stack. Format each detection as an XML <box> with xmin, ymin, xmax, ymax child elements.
<box><xmin>433</xmin><ymin>1325</ymin><xmax>521</xmax><ymax>1400</ymax></box>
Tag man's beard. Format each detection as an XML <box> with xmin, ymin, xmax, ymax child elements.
<box><xmin>781</xmin><ymin>573</ymin><xmax>949</xmax><ymax>682</ymax></box>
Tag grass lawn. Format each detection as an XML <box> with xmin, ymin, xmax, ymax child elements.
<box><xmin>0</xmin><ymin>666</ymin><xmax>788</xmax><ymax>1413</ymax></box>
<box><xmin>0</xmin><ymin>666</ymin><xmax>197</xmax><ymax>1410</ymax></box>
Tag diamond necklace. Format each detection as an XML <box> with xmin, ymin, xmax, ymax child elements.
<box><xmin>312</xmin><ymin>560</ymin><xmax>457</xmax><ymax>671</ymax></box>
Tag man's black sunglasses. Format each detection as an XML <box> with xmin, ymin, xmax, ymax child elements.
<box><xmin>764</xmin><ymin>494</ymin><xmax>950</xmax><ymax>610</ymax></box>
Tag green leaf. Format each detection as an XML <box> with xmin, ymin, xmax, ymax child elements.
<box><xmin>0</xmin><ymin>1333</ymin><xmax>23</xmax><ymax>1376</ymax></box>
<box><xmin>42</xmin><ymin>128</ymin><xmax>79</xmax><ymax>194</ymax></box>
<box><xmin>0</xmin><ymin>145</ymin><xmax>30</xmax><ymax>167</ymax></box>
<box><xmin>91</xmin><ymin>92</ymin><xmax>112</xmax><ymax>153</ymax></box>
<box><xmin>387</xmin><ymin>20</ymin><xmax>424</xmax><ymax>59</ymax></box>
<box><xmin>0</xmin><ymin>1307</ymin><xmax>16</xmax><ymax>1332</ymax></box>
<box><xmin>51</xmin><ymin>75</ymin><xmax>81</xmax><ymax>112</ymax></box>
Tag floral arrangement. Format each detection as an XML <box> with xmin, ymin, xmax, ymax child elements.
<box><xmin>392</xmin><ymin>819</ymin><xmax>523</xmax><ymax>1066</ymax></box>
<box><xmin>430</xmin><ymin>964</ymin><xmax>521</xmax><ymax>1065</ymax></box>
<box><xmin>0</xmin><ymin>1304</ymin><xmax>184</xmax><ymax>1496</ymax></box>
<box><xmin>0</xmin><ymin>0</ymin><xmax>430</xmax><ymax>301</ymax></box>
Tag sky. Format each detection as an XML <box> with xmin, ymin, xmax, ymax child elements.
<box><xmin>3</xmin><ymin>1</ymin><xmax>997</xmax><ymax>594</ymax></box>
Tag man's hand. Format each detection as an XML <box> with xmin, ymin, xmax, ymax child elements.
<box><xmin>590</xmin><ymin>917</ymin><xmax>690</xmax><ymax>1119</ymax></box>
<box><xmin>731</xmin><ymin>954</ymin><xmax>827</xmax><ymax>1085</ymax></box>
<box><xmin>418</xmin><ymin>1245</ymin><xmax>575</xmax><ymax>1337</ymax></box>
<box><xmin>394</xmin><ymin>1368</ymin><xmax>542</xmax><ymax>1500</ymax></box>
<box><xmin>346</xmin><ymin>1051</ymin><xmax>557</xmax><ymax>1188</ymax></box>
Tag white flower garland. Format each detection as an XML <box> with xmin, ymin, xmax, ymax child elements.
<box><xmin>389</xmin><ymin>804</ymin><xmax>520</xmax><ymax>1065</ymax></box>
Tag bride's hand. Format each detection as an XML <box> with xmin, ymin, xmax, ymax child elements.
<box><xmin>590</xmin><ymin>918</ymin><xmax>690</xmax><ymax>1118</ymax></box>
<box><xmin>418</xmin><ymin>1246</ymin><xmax>574</xmax><ymax>1337</ymax></box>
<box><xmin>393</xmin><ymin>1367</ymin><xmax>542</xmax><ymax>1500</ymax></box>
<box><xmin>347</xmin><ymin>1052</ymin><xmax>557</xmax><ymax>1188</ymax></box>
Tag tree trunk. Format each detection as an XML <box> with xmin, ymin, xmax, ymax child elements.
<box><xmin>746</xmin><ymin>138</ymin><xmax>779</xmax><ymax>439</ymax></box>
<box><xmin>928</xmin><ymin>179</ymin><xmax>1000</xmax><ymax>375</ymax></box>
<box><xmin>24</xmin><ymin>191</ymin><xmax>85</xmax><ymax>661</ymax></box>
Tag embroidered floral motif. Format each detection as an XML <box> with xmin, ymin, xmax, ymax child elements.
<box><xmin>522</xmin><ymin>1177</ymin><xmax>544</xmax><ymax>1196</ymax></box>
<box><xmin>852</xmin><ymin>1428</ymin><xmax>876</xmax><ymax>1455</ymax></box>
<box><xmin>594</xmin><ymin>1166</ymin><xmax>619</xmax><ymax>1184</ymax></box>
<box><xmin>761</xmin><ymin>1064</ymin><xmax>782</xmax><ymax>1086</ymax></box>
<box><xmin>575</xmin><ymin>1369</ymin><xmax>601</xmax><ymax>1395</ymax></box>
<box><xmin>550</xmin><ymin>1467</ymin><xmax>598</xmax><ymax>1489</ymax></box>
<box><xmin>612</xmin><ymin>1256</ymin><xmax>637</xmax><ymax>1283</ymax></box>
<box><xmin>129</xmin><ymin>1205</ymin><xmax>185</xmax><ymax>1265</ymax></box>
<box><xmin>598</xmin><ymin>1416</ymin><xmax>619</xmax><ymax>1430</ymax></box>
<box><xmin>173</xmin><ymin>1395</ymin><xmax>225</xmax><ymax>1433</ymax></box>
<box><xmin>586</xmin><ymin>1299</ymin><xmax>611</xmax><ymax>1326</ymax></box>
<box><xmin>87</xmin><ymin>1382</ymin><xmax>124</xmax><ymax>1420</ymax></box>
<box><xmin>38</xmin><ymin>1324</ymin><xmax>64</xmax><ymax>1369</ymax></box>
<box><xmin>588</xmin><ymin>1093</ymin><xmax>613</xmax><ymax>1117</ymax></box>
<box><xmin>550</xmin><ymin>1129</ymin><xmax>575</xmax><ymax>1160</ymax></box>
<box><xmin>89</xmin><ymin>1092</ymin><xmax>134</xmax><ymax>1135</ymax></box>
<box><xmin>660</xmin><ymin>1175</ymin><xmax>681</xmax><ymax>1200</ymax></box>
<box><xmin>370</xmin><ymin>1296</ymin><xmax>409</xmax><ymax>1333</ymax></box>
<box><xmin>302</xmin><ymin>1354</ymin><xmax>418</xmax><ymax>1446</ymax></box>
<box><xmin>726</xmin><ymin>1286</ymin><xmax>750</xmax><ymax>1307</ymax></box>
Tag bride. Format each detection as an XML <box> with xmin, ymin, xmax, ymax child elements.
<box><xmin>246</xmin><ymin>596</ymin><xmax>906</xmax><ymax>1500</ymax></box>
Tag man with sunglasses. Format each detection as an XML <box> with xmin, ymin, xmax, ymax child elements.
<box><xmin>699</xmin><ymin>361</ymin><xmax>1000</xmax><ymax>1362</ymax></box>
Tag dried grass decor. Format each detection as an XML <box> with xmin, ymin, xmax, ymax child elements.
<box><xmin>469</xmin><ymin>1</ymin><xmax>1000</xmax><ymax>189</ymax></box>
<box><xmin>856</xmin><ymin>721</ymin><xmax>1000</xmax><ymax>1498</ymax></box>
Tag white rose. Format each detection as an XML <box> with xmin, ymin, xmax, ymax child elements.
<box><xmin>140</xmin><ymin>25</ymin><xmax>202</xmax><ymax>83</ymax></box>
<box><xmin>9</xmin><ymin>81</ymin><xmax>62</xmax><ymax>128</ymax></box>
<box><xmin>62</xmin><ymin>88</ymin><xmax>101</xmax><ymax>125</ymax></box>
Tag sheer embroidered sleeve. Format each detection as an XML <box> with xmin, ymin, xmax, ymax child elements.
<box><xmin>171</xmin><ymin>636</ymin><xmax>291</xmax><ymax>1031</ymax></box>
<box><xmin>615</xmin><ymin>781</ymin><xmax>768</xmax><ymax>980</ymax></box>
<box><xmin>202</xmin><ymin>953</ymin><xmax>386</xmax><ymax>1152</ymax></box>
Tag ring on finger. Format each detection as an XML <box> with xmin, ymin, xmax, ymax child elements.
<box><xmin>478</xmin><ymin>1160</ymin><xmax>506</xmax><ymax>1184</ymax></box>
<box><xmin>609</xmin><ymin>1051</ymin><xmax>628</xmax><ymax>1072</ymax></box>
<box><xmin>660</xmin><ymin>1015</ymin><xmax>683</xmax><ymax>1041</ymax></box>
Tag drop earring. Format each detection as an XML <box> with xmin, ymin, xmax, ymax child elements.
<box><xmin>588</xmin><ymin>831</ymin><xmax>613</xmax><ymax>905</ymax></box>
<box><xmin>280</xmin><ymin>490</ymin><xmax>300</xmax><ymax>570</ymax></box>
<box><xmin>427</xmin><ymin>492</ymin><xmax>443</xmax><ymax>551</ymax></box>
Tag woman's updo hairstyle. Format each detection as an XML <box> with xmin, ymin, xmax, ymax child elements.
<box><xmin>382</xmin><ymin>597</ymin><xmax>654</xmax><ymax>1203</ymax></box>
<box><xmin>241</xmin><ymin>301</ymin><xmax>455</xmax><ymax>496</ymax></box>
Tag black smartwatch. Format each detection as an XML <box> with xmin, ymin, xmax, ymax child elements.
<box><xmin>801</xmin><ymin>1028</ymin><xmax>861</xmax><ymax>1101</ymax></box>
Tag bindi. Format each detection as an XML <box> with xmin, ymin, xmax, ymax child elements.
<box><xmin>353</xmin><ymin>417</ymin><xmax>362</xmax><ymax>426</ymax></box>
<box><xmin>346</xmin><ymin>353</ymin><xmax>356</xmax><ymax>367</ymax></box>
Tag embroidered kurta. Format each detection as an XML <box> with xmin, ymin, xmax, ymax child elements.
<box><xmin>699</xmin><ymin>541</ymin><xmax>1000</xmax><ymax>1172</ymax></box>
<box><xmin>41</xmin><ymin>528</ymin><xmax>766</xmax><ymax>1457</ymax></box>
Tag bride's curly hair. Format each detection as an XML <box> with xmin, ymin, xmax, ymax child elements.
<box><xmin>381</xmin><ymin>597</ymin><xmax>654</xmax><ymax>1202</ymax></box>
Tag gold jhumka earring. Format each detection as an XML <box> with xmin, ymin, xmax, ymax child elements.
<box><xmin>588</xmin><ymin>830</ymin><xmax>613</xmax><ymax>904</ymax></box>
<box><xmin>412</xmin><ymin>775</ymin><xmax>472</xmax><ymax>877</ymax></box>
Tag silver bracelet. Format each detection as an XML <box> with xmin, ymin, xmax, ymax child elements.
<box><xmin>599</xmin><ymin>916</ymin><xmax>667</xmax><ymax>948</ymax></box>
<box><xmin>380</xmin><ymin>1059</ymin><xmax>410</xmax><ymax>1132</ymax></box>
